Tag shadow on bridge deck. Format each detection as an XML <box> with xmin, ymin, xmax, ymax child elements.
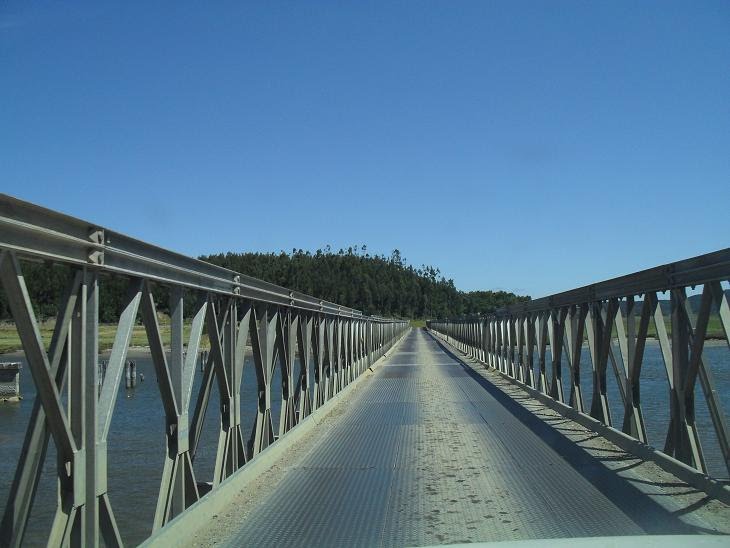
<box><xmin>188</xmin><ymin>329</ymin><xmax>730</xmax><ymax>547</ymax></box>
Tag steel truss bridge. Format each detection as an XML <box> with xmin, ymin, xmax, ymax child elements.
<box><xmin>0</xmin><ymin>194</ymin><xmax>729</xmax><ymax>547</ymax></box>
<box><xmin>430</xmin><ymin>249</ymin><xmax>730</xmax><ymax>478</ymax></box>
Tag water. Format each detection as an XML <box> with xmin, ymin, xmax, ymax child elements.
<box><xmin>1</xmin><ymin>342</ymin><xmax>728</xmax><ymax>546</ymax></box>
<box><xmin>0</xmin><ymin>348</ymin><xmax>297</xmax><ymax>547</ymax></box>
<box><xmin>539</xmin><ymin>340</ymin><xmax>730</xmax><ymax>477</ymax></box>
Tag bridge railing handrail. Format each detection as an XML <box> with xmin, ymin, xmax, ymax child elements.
<box><xmin>0</xmin><ymin>193</ymin><xmax>385</xmax><ymax>318</ymax></box>
<box><xmin>428</xmin><ymin>248</ymin><xmax>730</xmax><ymax>482</ymax></box>
<box><xmin>0</xmin><ymin>194</ymin><xmax>408</xmax><ymax>548</ymax></box>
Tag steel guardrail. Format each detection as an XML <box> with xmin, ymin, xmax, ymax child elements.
<box><xmin>429</xmin><ymin>249</ymin><xmax>730</xmax><ymax>481</ymax></box>
<box><xmin>0</xmin><ymin>194</ymin><xmax>408</xmax><ymax>547</ymax></box>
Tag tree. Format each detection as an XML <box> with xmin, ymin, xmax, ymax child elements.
<box><xmin>0</xmin><ymin>248</ymin><xmax>530</xmax><ymax>322</ymax></box>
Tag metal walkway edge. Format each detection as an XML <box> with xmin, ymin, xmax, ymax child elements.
<box><xmin>188</xmin><ymin>329</ymin><xmax>730</xmax><ymax>547</ymax></box>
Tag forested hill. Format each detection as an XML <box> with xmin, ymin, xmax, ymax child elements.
<box><xmin>0</xmin><ymin>247</ymin><xmax>529</xmax><ymax>321</ymax></box>
<box><xmin>200</xmin><ymin>248</ymin><xmax>529</xmax><ymax>318</ymax></box>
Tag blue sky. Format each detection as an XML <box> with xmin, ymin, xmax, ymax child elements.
<box><xmin>2</xmin><ymin>2</ymin><xmax>728</xmax><ymax>298</ymax></box>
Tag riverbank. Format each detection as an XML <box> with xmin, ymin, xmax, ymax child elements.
<box><xmin>0</xmin><ymin>317</ymin><xmax>211</xmax><ymax>354</ymax></box>
<box><xmin>1</xmin><ymin>316</ymin><xmax>726</xmax><ymax>355</ymax></box>
<box><xmin>411</xmin><ymin>317</ymin><xmax>726</xmax><ymax>341</ymax></box>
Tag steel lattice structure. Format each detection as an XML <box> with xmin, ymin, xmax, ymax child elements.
<box><xmin>429</xmin><ymin>249</ymin><xmax>730</xmax><ymax>479</ymax></box>
<box><xmin>0</xmin><ymin>195</ymin><xmax>407</xmax><ymax>547</ymax></box>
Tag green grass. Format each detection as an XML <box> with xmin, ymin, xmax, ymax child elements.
<box><xmin>0</xmin><ymin>317</ymin><xmax>211</xmax><ymax>355</ymax></box>
<box><xmin>418</xmin><ymin>315</ymin><xmax>726</xmax><ymax>342</ymax></box>
<box><xmin>632</xmin><ymin>315</ymin><xmax>725</xmax><ymax>340</ymax></box>
<box><xmin>1</xmin><ymin>314</ymin><xmax>724</xmax><ymax>355</ymax></box>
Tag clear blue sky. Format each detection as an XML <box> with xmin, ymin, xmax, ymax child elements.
<box><xmin>2</xmin><ymin>2</ymin><xmax>728</xmax><ymax>298</ymax></box>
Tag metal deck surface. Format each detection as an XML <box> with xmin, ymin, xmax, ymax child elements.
<box><xmin>222</xmin><ymin>330</ymin><xmax>713</xmax><ymax>547</ymax></box>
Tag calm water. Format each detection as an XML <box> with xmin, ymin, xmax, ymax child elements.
<box><xmin>1</xmin><ymin>341</ymin><xmax>728</xmax><ymax>546</ymax></box>
<box><xmin>0</xmin><ymin>348</ymin><xmax>300</xmax><ymax>547</ymax></box>
<box><xmin>540</xmin><ymin>340</ymin><xmax>730</xmax><ymax>477</ymax></box>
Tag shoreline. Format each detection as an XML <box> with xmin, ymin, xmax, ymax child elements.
<box><xmin>1</xmin><ymin>337</ymin><xmax>726</xmax><ymax>360</ymax></box>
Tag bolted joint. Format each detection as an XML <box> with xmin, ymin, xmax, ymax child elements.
<box><xmin>220</xmin><ymin>401</ymin><xmax>231</xmax><ymax>429</ymax></box>
<box><xmin>229</xmin><ymin>403</ymin><xmax>236</xmax><ymax>430</ymax></box>
<box><xmin>166</xmin><ymin>420</ymin><xmax>179</xmax><ymax>455</ymax></box>
<box><xmin>176</xmin><ymin>415</ymin><xmax>190</xmax><ymax>454</ymax></box>
<box><xmin>72</xmin><ymin>450</ymin><xmax>87</xmax><ymax>508</ymax></box>
<box><xmin>88</xmin><ymin>228</ymin><xmax>104</xmax><ymax>245</ymax></box>
<box><xmin>95</xmin><ymin>441</ymin><xmax>108</xmax><ymax>496</ymax></box>
<box><xmin>87</xmin><ymin>228</ymin><xmax>105</xmax><ymax>265</ymax></box>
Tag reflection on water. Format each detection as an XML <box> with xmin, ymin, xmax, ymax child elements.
<box><xmin>0</xmin><ymin>342</ymin><xmax>728</xmax><ymax>545</ymax></box>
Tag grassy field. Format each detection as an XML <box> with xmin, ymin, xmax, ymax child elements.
<box><xmin>413</xmin><ymin>316</ymin><xmax>726</xmax><ymax>342</ymax></box>
<box><xmin>620</xmin><ymin>315</ymin><xmax>726</xmax><ymax>340</ymax></box>
<box><xmin>0</xmin><ymin>317</ymin><xmax>211</xmax><ymax>354</ymax></box>
<box><xmin>0</xmin><ymin>315</ymin><xmax>725</xmax><ymax>355</ymax></box>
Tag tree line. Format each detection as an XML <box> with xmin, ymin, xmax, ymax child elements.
<box><xmin>0</xmin><ymin>247</ymin><xmax>530</xmax><ymax>321</ymax></box>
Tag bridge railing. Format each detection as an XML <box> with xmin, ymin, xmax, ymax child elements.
<box><xmin>428</xmin><ymin>249</ymin><xmax>730</xmax><ymax>480</ymax></box>
<box><xmin>0</xmin><ymin>194</ymin><xmax>408</xmax><ymax>547</ymax></box>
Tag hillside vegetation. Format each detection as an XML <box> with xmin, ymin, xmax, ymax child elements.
<box><xmin>0</xmin><ymin>247</ymin><xmax>529</xmax><ymax>322</ymax></box>
<box><xmin>201</xmin><ymin>247</ymin><xmax>529</xmax><ymax>318</ymax></box>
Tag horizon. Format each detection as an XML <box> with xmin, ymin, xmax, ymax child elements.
<box><xmin>5</xmin><ymin>189</ymin><xmax>725</xmax><ymax>305</ymax></box>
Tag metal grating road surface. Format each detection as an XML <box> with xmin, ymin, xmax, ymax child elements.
<box><xmin>222</xmin><ymin>330</ymin><xmax>715</xmax><ymax>547</ymax></box>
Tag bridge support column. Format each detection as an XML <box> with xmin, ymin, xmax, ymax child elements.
<box><xmin>313</xmin><ymin>315</ymin><xmax>326</xmax><ymax>410</ymax></box>
<box><xmin>326</xmin><ymin>318</ymin><xmax>335</xmax><ymax>400</ymax></box>
<box><xmin>142</xmin><ymin>286</ymin><xmax>200</xmax><ymax>530</ymax></box>
<box><xmin>333</xmin><ymin>318</ymin><xmax>342</xmax><ymax>395</ymax></box>
<box><xmin>536</xmin><ymin>313</ymin><xmax>548</xmax><ymax>394</ymax></box>
<box><xmin>0</xmin><ymin>255</ymin><xmax>128</xmax><ymax>548</ymax></box>
<box><xmin>565</xmin><ymin>304</ymin><xmax>587</xmax><ymax>412</ymax></box>
<box><xmin>664</xmin><ymin>288</ymin><xmax>707</xmax><ymax>472</ymax></box>
<box><xmin>277</xmin><ymin>310</ymin><xmax>297</xmax><ymax>437</ymax></box>
<box><xmin>0</xmin><ymin>362</ymin><xmax>22</xmax><ymax>401</ymax></box>
<box><xmin>587</xmin><ymin>300</ymin><xmax>617</xmax><ymax>425</ymax></box>
<box><xmin>150</xmin><ymin>288</ymin><xmax>207</xmax><ymax>529</ymax></box>
<box><xmin>295</xmin><ymin>313</ymin><xmax>313</xmax><ymax>421</ymax></box>
<box><xmin>547</xmin><ymin>309</ymin><xmax>566</xmax><ymax>403</ymax></box>
<box><xmin>251</xmin><ymin>306</ymin><xmax>276</xmax><ymax>456</ymax></box>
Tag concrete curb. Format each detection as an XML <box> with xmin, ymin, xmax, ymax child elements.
<box><xmin>141</xmin><ymin>329</ymin><xmax>410</xmax><ymax>547</ymax></box>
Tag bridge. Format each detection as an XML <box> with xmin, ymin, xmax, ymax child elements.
<box><xmin>0</xmin><ymin>194</ymin><xmax>729</xmax><ymax>547</ymax></box>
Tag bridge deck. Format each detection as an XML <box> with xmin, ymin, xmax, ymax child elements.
<box><xmin>188</xmin><ymin>329</ymin><xmax>730</xmax><ymax>547</ymax></box>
